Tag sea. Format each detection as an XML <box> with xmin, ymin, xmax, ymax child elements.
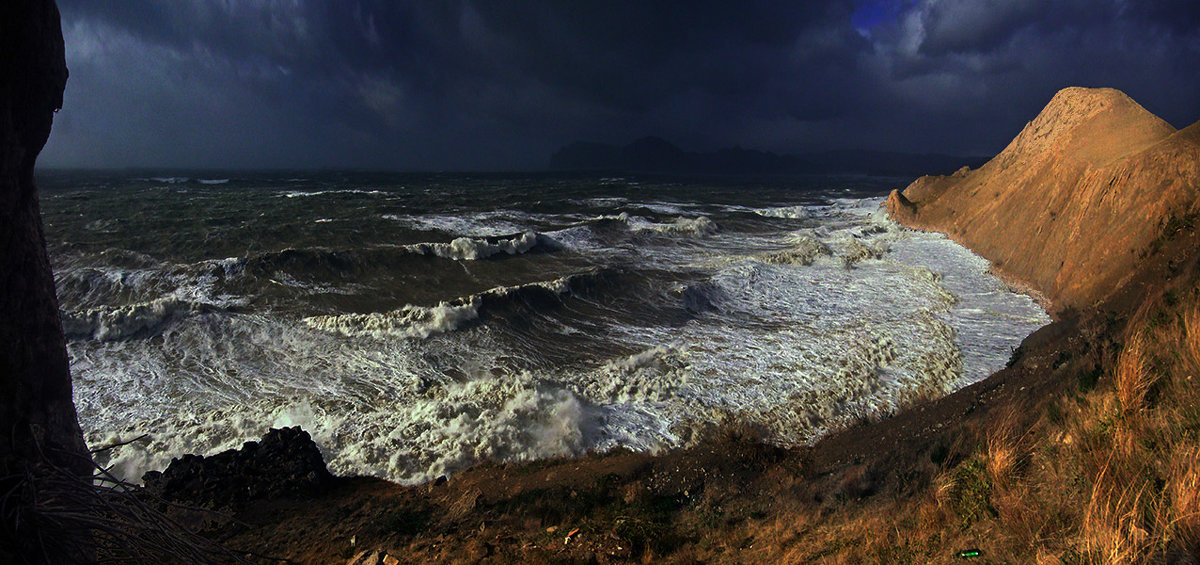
<box><xmin>36</xmin><ymin>171</ymin><xmax>1050</xmax><ymax>485</ymax></box>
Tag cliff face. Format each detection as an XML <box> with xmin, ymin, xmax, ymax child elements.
<box><xmin>888</xmin><ymin>87</ymin><xmax>1200</xmax><ymax>312</ymax></box>
<box><xmin>1</xmin><ymin>0</ymin><xmax>93</xmax><ymax>562</ymax></box>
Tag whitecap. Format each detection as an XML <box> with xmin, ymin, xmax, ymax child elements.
<box><xmin>280</xmin><ymin>189</ymin><xmax>387</xmax><ymax>198</ymax></box>
<box><xmin>755</xmin><ymin>205</ymin><xmax>810</xmax><ymax>219</ymax></box>
<box><xmin>400</xmin><ymin>231</ymin><xmax>551</xmax><ymax>260</ymax></box>
<box><xmin>303</xmin><ymin>301</ymin><xmax>481</xmax><ymax>339</ymax></box>
<box><xmin>63</xmin><ymin>297</ymin><xmax>215</xmax><ymax>341</ymax></box>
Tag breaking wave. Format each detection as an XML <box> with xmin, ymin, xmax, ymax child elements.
<box><xmin>755</xmin><ymin>205</ymin><xmax>809</xmax><ymax>219</ymax></box>
<box><xmin>89</xmin><ymin>372</ymin><xmax>589</xmax><ymax>485</ymax></box>
<box><xmin>574</xmin><ymin>345</ymin><xmax>687</xmax><ymax>403</ymax></box>
<box><xmin>56</xmin><ymin>265</ymin><xmax>178</xmax><ymax>310</ymax></box>
<box><xmin>839</xmin><ymin>238</ymin><xmax>888</xmax><ymax>268</ymax></box>
<box><xmin>649</xmin><ymin>216</ymin><xmax>719</xmax><ymax>236</ymax></box>
<box><xmin>384</xmin><ymin>210</ymin><xmax>541</xmax><ymax>238</ymax></box>
<box><xmin>63</xmin><ymin>297</ymin><xmax>224</xmax><ymax>341</ymax></box>
<box><xmin>303</xmin><ymin>270</ymin><xmax>619</xmax><ymax>339</ymax></box>
<box><xmin>760</xmin><ymin>235</ymin><xmax>833</xmax><ymax>266</ymax></box>
<box><xmin>400</xmin><ymin>231</ymin><xmax>557</xmax><ymax>260</ymax></box>
<box><xmin>280</xmin><ymin>189</ymin><xmax>388</xmax><ymax>198</ymax></box>
<box><xmin>583</xmin><ymin>213</ymin><xmax>719</xmax><ymax>238</ymax></box>
<box><xmin>380</xmin><ymin>373</ymin><xmax>587</xmax><ymax>482</ymax></box>
<box><xmin>303</xmin><ymin>302</ymin><xmax>479</xmax><ymax>339</ymax></box>
<box><xmin>225</xmin><ymin>233</ymin><xmax>558</xmax><ymax>283</ymax></box>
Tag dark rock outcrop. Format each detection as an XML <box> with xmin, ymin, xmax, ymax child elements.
<box><xmin>142</xmin><ymin>427</ymin><xmax>334</xmax><ymax>510</ymax></box>
<box><xmin>887</xmin><ymin>87</ymin><xmax>1200</xmax><ymax>312</ymax></box>
<box><xmin>1</xmin><ymin>1</ymin><xmax>94</xmax><ymax>563</ymax></box>
<box><xmin>885</xmin><ymin>188</ymin><xmax>916</xmax><ymax>222</ymax></box>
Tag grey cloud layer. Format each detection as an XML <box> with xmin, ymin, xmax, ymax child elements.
<box><xmin>41</xmin><ymin>0</ymin><xmax>1200</xmax><ymax>170</ymax></box>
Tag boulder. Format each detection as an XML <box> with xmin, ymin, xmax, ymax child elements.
<box><xmin>142</xmin><ymin>426</ymin><xmax>333</xmax><ymax>509</ymax></box>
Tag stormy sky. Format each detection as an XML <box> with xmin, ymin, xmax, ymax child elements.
<box><xmin>40</xmin><ymin>0</ymin><xmax>1200</xmax><ymax>171</ymax></box>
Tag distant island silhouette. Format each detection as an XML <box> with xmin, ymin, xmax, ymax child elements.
<box><xmin>549</xmin><ymin>136</ymin><xmax>988</xmax><ymax>177</ymax></box>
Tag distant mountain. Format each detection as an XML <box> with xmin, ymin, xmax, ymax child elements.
<box><xmin>549</xmin><ymin>136</ymin><xmax>988</xmax><ymax>177</ymax></box>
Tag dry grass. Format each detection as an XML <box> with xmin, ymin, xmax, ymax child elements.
<box><xmin>1079</xmin><ymin>460</ymin><xmax>1153</xmax><ymax>563</ymax></box>
<box><xmin>745</xmin><ymin>290</ymin><xmax>1200</xmax><ymax>564</ymax></box>
<box><xmin>1167</xmin><ymin>447</ymin><xmax>1200</xmax><ymax>550</ymax></box>
<box><xmin>1114</xmin><ymin>330</ymin><xmax>1155</xmax><ymax>415</ymax></box>
<box><xmin>986</xmin><ymin>405</ymin><xmax>1028</xmax><ymax>490</ymax></box>
<box><xmin>1183</xmin><ymin>303</ymin><xmax>1200</xmax><ymax>377</ymax></box>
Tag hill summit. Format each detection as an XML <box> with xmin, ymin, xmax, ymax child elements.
<box><xmin>888</xmin><ymin>86</ymin><xmax>1200</xmax><ymax>312</ymax></box>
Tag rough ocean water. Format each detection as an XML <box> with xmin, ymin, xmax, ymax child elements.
<box><xmin>37</xmin><ymin>171</ymin><xmax>1050</xmax><ymax>485</ymax></box>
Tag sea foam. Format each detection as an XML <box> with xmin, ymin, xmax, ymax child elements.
<box><xmin>62</xmin><ymin>188</ymin><xmax>1049</xmax><ymax>487</ymax></box>
<box><xmin>400</xmin><ymin>230</ymin><xmax>549</xmax><ymax>260</ymax></box>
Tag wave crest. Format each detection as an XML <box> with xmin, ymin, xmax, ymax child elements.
<box><xmin>303</xmin><ymin>270</ymin><xmax>617</xmax><ymax>339</ymax></box>
<box><xmin>584</xmin><ymin>345</ymin><xmax>686</xmax><ymax>403</ymax></box>
<box><xmin>760</xmin><ymin>235</ymin><xmax>832</xmax><ymax>266</ymax></box>
<box><xmin>755</xmin><ymin>205</ymin><xmax>809</xmax><ymax>219</ymax></box>
<box><xmin>839</xmin><ymin>238</ymin><xmax>888</xmax><ymax>268</ymax></box>
<box><xmin>302</xmin><ymin>301</ymin><xmax>481</xmax><ymax>339</ymax></box>
<box><xmin>402</xmin><ymin>231</ymin><xmax>556</xmax><ymax>260</ymax></box>
<box><xmin>63</xmin><ymin>297</ymin><xmax>218</xmax><ymax>341</ymax></box>
<box><xmin>653</xmin><ymin>216</ymin><xmax>719</xmax><ymax>236</ymax></box>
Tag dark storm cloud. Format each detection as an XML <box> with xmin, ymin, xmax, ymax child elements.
<box><xmin>463</xmin><ymin>2</ymin><xmax>864</xmax><ymax>116</ymax></box>
<box><xmin>1126</xmin><ymin>0</ymin><xmax>1200</xmax><ymax>36</ymax></box>
<box><xmin>914</xmin><ymin>0</ymin><xmax>1047</xmax><ymax>55</ymax></box>
<box><xmin>38</xmin><ymin>0</ymin><xmax>1200</xmax><ymax>170</ymax></box>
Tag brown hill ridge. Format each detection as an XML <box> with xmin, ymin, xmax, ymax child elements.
<box><xmin>888</xmin><ymin>86</ymin><xmax>1200</xmax><ymax>313</ymax></box>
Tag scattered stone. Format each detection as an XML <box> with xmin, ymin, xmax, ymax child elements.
<box><xmin>345</xmin><ymin>548</ymin><xmax>396</xmax><ymax>565</ymax></box>
<box><xmin>466</xmin><ymin>539</ymin><xmax>491</xmax><ymax>559</ymax></box>
<box><xmin>448</xmin><ymin>487</ymin><xmax>482</xmax><ymax>519</ymax></box>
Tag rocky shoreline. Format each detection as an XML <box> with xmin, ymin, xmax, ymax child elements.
<box><xmin>165</xmin><ymin>87</ymin><xmax>1200</xmax><ymax>563</ymax></box>
<box><xmin>5</xmin><ymin>1</ymin><xmax>1199</xmax><ymax>557</ymax></box>
<box><xmin>887</xmin><ymin>87</ymin><xmax>1200</xmax><ymax>313</ymax></box>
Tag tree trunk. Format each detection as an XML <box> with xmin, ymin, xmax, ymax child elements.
<box><xmin>1</xmin><ymin>1</ymin><xmax>94</xmax><ymax>562</ymax></box>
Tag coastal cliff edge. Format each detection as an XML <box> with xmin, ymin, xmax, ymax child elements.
<box><xmin>887</xmin><ymin>86</ymin><xmax>1200</xmax><ymax>313</ymax></box>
